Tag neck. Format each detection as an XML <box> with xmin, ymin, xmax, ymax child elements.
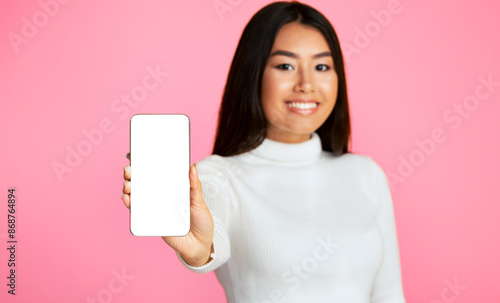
<box><xmin>245</xmin><ymin>132</ymin><xmax>322</xmax><ymax>164</ymax></box>
<box><xmin>265</xmin><ymin>131</ymin><xmax>312</xmax><ymax>144</ymax></box>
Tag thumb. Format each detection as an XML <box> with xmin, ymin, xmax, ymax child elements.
<box><xmin>189</xmin><ymin>163</ymin><xmax>204</xmax><ymax>207</ymax></box>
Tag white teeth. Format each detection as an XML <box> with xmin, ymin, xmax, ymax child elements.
<box><xmin>286</xmin><ymin>102</ymin><xmax>318</xmax><ymax>109</ymax></box>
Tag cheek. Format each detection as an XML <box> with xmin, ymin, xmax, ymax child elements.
<box><xmin>261</xmin><ymin>71</ymin><xmax>273</xmax><ymax>104</ymax></box>
<box><xmin>261</xmin><ymin>81</ymin><xmax>286</xmax><ymax>124</ymax></box>
<box><xmin>261</xmin><ymin>72</ymin><xmax>283</xmax><ymax>111</ymax></box>
<box><xmin>260</xmin><ymin>77</ymin><xmax>274</xmax><ymax>121</ymax></box>
<box><xmin>320</xmin><ymin>76</ymin><xmax>339</xmax><ymax>99</ymax></box>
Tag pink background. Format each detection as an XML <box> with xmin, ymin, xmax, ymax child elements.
<box><xmin>1</xmin><ymin>0</ymin><xmax>499</xmax><ymax>302</ymax></box>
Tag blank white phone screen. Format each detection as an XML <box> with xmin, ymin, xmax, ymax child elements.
<box><xmin>129</xmin><ymin>114</ymin><xmax>190</xmax><ymax>236</ymax></box>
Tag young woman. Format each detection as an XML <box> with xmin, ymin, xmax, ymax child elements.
<box><xmin>122</xmin><ymin>1</ymin><xmax>406</xmax><ymax>302</ymax></box>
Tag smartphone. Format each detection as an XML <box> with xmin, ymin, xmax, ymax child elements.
<box><xmin>129</xmin><ymin>114</ymin><xmax>190</xmax><ymax>237</ymax></box>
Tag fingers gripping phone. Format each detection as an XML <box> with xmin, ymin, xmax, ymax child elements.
<box><xmin>129</xmin><ymin>114</ymin><xmax>190</xmax><ymax>236</ymax></box>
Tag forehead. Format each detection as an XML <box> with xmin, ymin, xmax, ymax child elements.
<box><xmin>270</xmin><ymin>22</ymin><xmax>331</xmax><ymax>55</ymax></box>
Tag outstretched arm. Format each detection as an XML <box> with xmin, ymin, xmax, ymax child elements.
<box><xmin>176</xmin><ymin>157</ymin><xmax>233</xmax><ymax>274</ymax></box>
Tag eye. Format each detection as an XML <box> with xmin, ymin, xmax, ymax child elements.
<box><xmin>276</xmin><ymin>64</ymin><xmax>293</xmax><ymax>70</ymax></box>
<box><xmin>316</xmin><ymin>64</ymin><xmax>331</xmax><ymax>71</ymax></box>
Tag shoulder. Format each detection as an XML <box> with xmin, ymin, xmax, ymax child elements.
<box><xmin>325</xmin><ymin>152</ymin><xmax>388</xmax><ymax>185</ymax></box>
<box><xmin>195</xmin><ymin>154</ymin><xmax>236</xmax><ymax>190</ymax></box>
<box><xmin>327</xmin><ymin>152</ymin><xmax>380</xmax><ymax>174</ymax></box>
<box><xmin>346</xmin><ymin>151</ymin><xmax>383</xmax><ymax>168</ymax></box>
<box><xmin>347</xmin><ymin>153</ymin><xmax>391</xmax><ymax>194</ymax></box>
<box><xmin>196</xmin><ymin>154</ymin><xmax>231</xmax><ymax>171</ymax></box>
<box><xmin>334</xmin><ymin>153</ymin><xmax>392</xmax><ymax>209</ymax></box>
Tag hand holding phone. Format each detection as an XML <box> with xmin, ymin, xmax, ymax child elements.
<box><xmin>123</xmin><ymin>114</ymin><xmax>214</xmax><ymax>266</ymax></box>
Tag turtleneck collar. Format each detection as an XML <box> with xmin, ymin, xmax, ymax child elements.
<box><xmin>246</xmin><ymin>132</ymin><xmax>322</xmax><ymax>163</ymax></box>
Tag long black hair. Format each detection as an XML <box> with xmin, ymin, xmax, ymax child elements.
<box><xmin>212</xmin><ymin>1</ymin><xmax>351</xmax><ymax>157</ymax></box>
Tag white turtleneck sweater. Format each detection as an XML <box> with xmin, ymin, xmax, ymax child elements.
<box><xmin>175</xmin><ymin>132</ymin><xmax>406</xmax><ymax>303</ymax></box>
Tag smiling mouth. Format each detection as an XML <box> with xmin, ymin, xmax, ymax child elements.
<box><xmin>285</xmin><ymin>101</ymin><xmax>319</xmax><ymax>109</ymax></box>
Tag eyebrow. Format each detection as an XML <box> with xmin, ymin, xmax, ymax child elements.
<box><xmin>269</xmin><ymin>50</ymin><xmax>332</xmax><ymax>59</ymax></box>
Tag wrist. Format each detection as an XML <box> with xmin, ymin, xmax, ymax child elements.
<box><xmin>183</xmin><ymin>242</ymin><xmax>214</xmax><ymax>267</ymax></box>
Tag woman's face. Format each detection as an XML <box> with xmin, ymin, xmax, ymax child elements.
<box><xmin>261</xmin><ymin>22</ymin><xmax>338</xmax><ymax>143</ymax></box>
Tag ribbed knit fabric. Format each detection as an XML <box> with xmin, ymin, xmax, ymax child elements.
<box><xmin>175</xmin><ymin>132</ymin><xmax>406</xmax><ymax>303</ymax></box>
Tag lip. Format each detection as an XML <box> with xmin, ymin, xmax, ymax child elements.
<box><xmin>285</xmin><ymin>99</ymin><xmax>319</xmax><ymax>104</ymax></box>
<box><xmin>284</xmin><ymin>99</ymin><xmax>320</xmax><ymax>115</ymax></box>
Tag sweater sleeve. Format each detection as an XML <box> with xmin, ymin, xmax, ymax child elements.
<box><xmin>369</xmin><ymin>159</ymin><xmax>406</xmax><ymax>303</ymax></box>
<box><xmin>175</xmin><ymin>156</ymin><xmax>232</xmax><ymax>274</ymax></box>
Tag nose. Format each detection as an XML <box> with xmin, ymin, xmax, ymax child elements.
<box><xmin>293</xmin><ymin>67</ymin><xmax>315</xmax><ymax>93</ymax></box>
